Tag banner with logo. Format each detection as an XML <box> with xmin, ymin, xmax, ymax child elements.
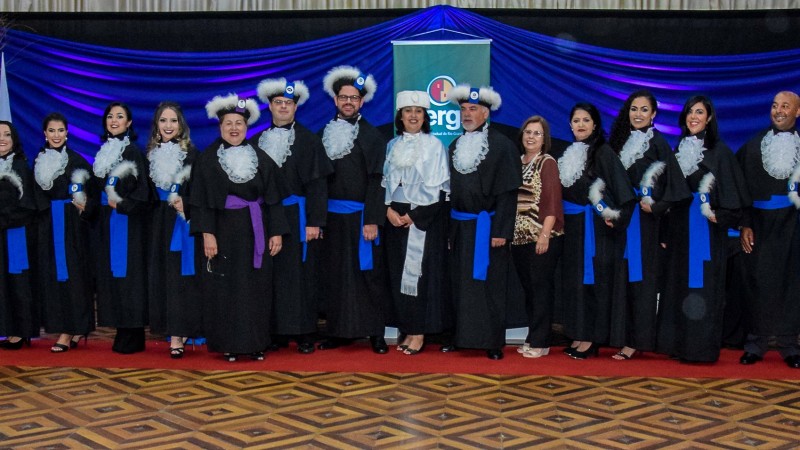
<box><xmin>392</xmin><ymin>39</ymin><xmax>490</xmax><ymax>147</ymax></box>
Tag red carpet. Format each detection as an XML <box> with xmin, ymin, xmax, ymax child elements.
<box><xmin>5</xmin><ymin>339</ymin><xmax>800</xmax><ymax>380</ymax></box>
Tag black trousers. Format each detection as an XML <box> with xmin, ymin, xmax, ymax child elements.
<box><xmin>511</xmin><ymin>236</ymin><xmax>563</xmax><ymax>348</ymax></box>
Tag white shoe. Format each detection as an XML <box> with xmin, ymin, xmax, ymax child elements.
<box><xmin>516</xmin><ymin>343</ymin><xmax>531</xmax><ymax>354</ymax></box>
<box><xmin>522</xmin><ymin>347</ymin><xmax>550</xmax><ymax>358</ymax></box>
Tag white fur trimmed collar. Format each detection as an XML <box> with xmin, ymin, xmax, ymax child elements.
<box><xmin>218</xmin><ymin>144</ymin><xmax>258</xmax><ymax>184</ymax></box>
<box><xmin>761</xmin><ymin>130</ymin><xmax>800</xmax><ymax>180</ymax></box>
<box><xmin>258</xmin><ymin>122</ymin><xmax>295</xmax><ymax>167</ymax></box>
<box><xmin>675</xmin><ymin>135</ymin><xmax>705</xmax><ymax>178</ymax></box>
<box><xmin>558</xmin><ymin>141</ymin><xmax>589</xmax><ymax>188</ymax></box>
<box><xmin>620</xmin><ymin>128</ymin><xmax>653</xmax><ymax>170</ymax></box>
<box><xmin>322</xmin><ymin>116</ymin><xmax>359</xmax><ymax>160</ymax></box>
<box><xmin>453</xmin><ymin>126</ymin><xmax>489</xmax><ymax>174</ymax></box>
<box><xmin>0</xmin><ymin>154</ymin><xmax>23</xmax><ymax>199</ymax></box>
<box><xmin>148</xmin><ymin>141</ymin><xmax>186</xmax><ymax>190</ymax></box>
<box><xmin>94</xmin><ymin>136</ymin><xmax>129</xmax><ymax>178</ymax></box>
<box><xmin>34</xmin><ymin>147</ymin><xmax>69</xmax><ymax>191</ymax></box>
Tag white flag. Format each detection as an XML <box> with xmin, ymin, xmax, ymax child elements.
<box><xmin>0</xmin><ymin>53</ymin><xmax>11</xmax><ymax>122</ymax></box>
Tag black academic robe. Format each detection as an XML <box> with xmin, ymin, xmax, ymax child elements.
<box><xmin>34</xmin><ymin>147</ymin><xmax>96</xmax><ymax>336</ymax></box>
<box><xmin>189</xmin><ymin>139</ymin><xmax>289</xmax><ymax>354</ymax></box>
<box><xmin>147</xmin><ymin>144</ymin><xmax>203</xmax><ymax>338</ymax></box>
<box><xmin>553</xmin><ymin>139</ymin><xmax>635</xmax><ymax>345</ymax></box>
<box><xmin>610</xmin><ymin>128</ymin><xmax>691</xmax><ymax>350</ymax></box>
<box><xmin>657</xmin><ymin>136</ymin><xmax>749</xmax><ymax>362</ymax></box>
<box><xmin>251</xmin><ymin>121</ymin><xmax>333</xmax><ymax>336</ymax></box>
<box><xmin>93</xmin><ymin>137</ymin><xmax>153</xmax><ymax>329</ymax></box>
<box><xmin>736</xmin><ymin>127</ymin><xmax>800</xmax><ymax>337</ymax></box>
<box><xmin>318</xmin><ymin>115</ymin><xmax>391</xmax><ymax>338</ymax></box>
<box><xmin>0</xmin><ymin>154</ymin><xmax>38</xmax><ymax>338</ymax></box>
<box><xmin>448</xmin><ymin>124</ymin><xmax>522</xmax><ymax>350</ymax></box>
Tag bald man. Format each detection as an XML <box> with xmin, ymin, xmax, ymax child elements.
<box><xmin>736</xmin><ymin>91</ymin><xmax>800</xmax><ymax>368</ymax></box>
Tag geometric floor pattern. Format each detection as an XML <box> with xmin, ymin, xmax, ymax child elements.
<box><xmin>2</xmin><ymin>366</ymin><xmax>800</xmax><ymax>449</ymax></box>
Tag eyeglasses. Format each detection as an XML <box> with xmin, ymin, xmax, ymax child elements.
<box><xmin>523</xmin><ymin>130</ymin><xmax>544</xmax><ymax>137</ymax></box>
<box><xmin>272</xmin><ymin>99</ymin><xmax>295</xmax><ymax>106</ymax></box>
<box><xmin>337</xmin><ymin>95</ymin><xmax>362</xmax><ymax>102</ymax></box>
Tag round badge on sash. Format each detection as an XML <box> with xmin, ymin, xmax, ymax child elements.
<box><xmin>170</xmin><ymin>183</ymin><xmax>180</xmax><ymax>193</ymax></box>
<box><xmin>107</xmin><ymin>176</ymin><xmax>118</xmax><ymax>186</ymax></box>
<box><xmin>69</xmin><ymin>183</ymin><xmax>82</xmax><ymax>193</ymax></box>
<box><xmin>641</xmin><ymin>186</ymin><xmax>650</xmax><ymax>196</ymax></box>
<box><xmin>789</xmin><ymin>181</ymin><xmax>797</xmax><ymax>193</ymax></box>
<box><xmin>699</xmin><ymin>193</ymin><xmax>708</xmax><ymax>203</ymax></box>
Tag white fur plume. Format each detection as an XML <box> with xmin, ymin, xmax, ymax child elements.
<box><xmin>205</xmin><ymin>93</ymin><xmax>261</xmax><ymax>125</ymax></box>
<box><xmin>588</xmin><ymin>177</ymin><xmax>621</xmax><ymax>221</ymax></box>
<box><xmin>0</xmin><ymin>170</ymin><xmax>23</xmax><ymax>199</ymax></box>
<box><xmin>789</xmin><ymin>164</ymin><xmax>800</xmax><ymax>209</ymax></box>
<box><xmin>256</xmin><ymin>78</ymin><xmax>310</xmax><ymax>106</ymax></box>
<box><xmin>167</xmin><ymin>164</ymin><xmax>192</xmax><ymax>220</ymax></box>
<box><xmin>697</xmin><ymin>172</ymin><xmax>716</xmax><ymax>219</ymax></box>
<box><xmin>639</xmin><ymin>161</ymin><xmax>666</xmax><ymax>206</ymax></box>
<box><xmin>70</xmin><ymin>168</ymin><xmax>90</xmax><ymax>206</ymax></box>
<box><xmin>104</xmin><ymin>160</ymin><xmax>138</xmax><ymax>205</ymax></box>
<box><xmin>322</xmin><ymin>65</ymin><xmax>377</xmax><ymax>103</ymax></box>
<box><xmin>447</xmin><ymin>84</ymin><xmax>502</xmax><ymax>111</ymax></box>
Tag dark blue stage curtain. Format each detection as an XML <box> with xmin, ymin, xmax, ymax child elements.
<box><xmin>3</xmin><ymin>6</ymin><xmax>799</xmax><ymax>161</ymax></box>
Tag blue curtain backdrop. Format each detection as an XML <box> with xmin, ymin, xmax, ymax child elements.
<box><xmin>2</xmin><ymin>5</ymin><xmax>799</xmax><ymax>161</ymax></box>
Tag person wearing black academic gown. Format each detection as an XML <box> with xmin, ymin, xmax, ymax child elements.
<box><xmin>736</xmin><ymin>90</ymin><xmax>800</xmax><ymax>369</ymax></box>
<box><xmin>92</xmin><ymin>103</ymin><xmax>153</xmax><ymax>354</ymax></box>
<box><xmin>190</xmin><ymin>93</ymin><xmax>288</xmax><ymax>362</ymax></box>
<box><xmin>656</xmin><ymin>95</ymin><xmax>749</xmax><ymax>363</ymax></box>
<box><xmin>0</xmin><ymin>121</ymin><xmax>39</xmax><ymax>350</ymax></box>
<box><xmin>554</xmin><ymin>103</ymin><xmax>636</xmax><ymax>360</ymax></box>
<box><xmin>446</xmin><ymin>84</ymin><xmax>522</xmax><ymax>360</ymax></box>
<box><xmin>317</xmin><ymin>66</ymin><xmax>391</xmax><ymax>354</ymax></box>
<box><xmin>253</xmin><ymin>78</ymin><xmax>333</xmax><ymax>354</ymax></box>
<box><xmin>145</xmin><ymin>102</ymin><xmax>203</xmax><ymax>359</ymax></box>
<box><xmin>606</xmin><ymin>91</ymin><xmax>692</xmax><ymax>360</ymax></box>
<box><xmin>34</xmin><ymin>113</ymin><xmax>96</xmax><ymax>353</ymax></box>
<box><xmin>383</xmin><ymin>91</ymin><xmax>450</xmax><ymax>356</ymax></box>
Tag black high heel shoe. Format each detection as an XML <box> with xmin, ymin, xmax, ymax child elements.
<box><xmin>70</xmin><ymin>335</ymin><xmax>88</xmax><ymax>349</ymax></box>
<box><xmin>0</xmin><ymin>337</ymin><xmax>30</xmax><ymax>350</ymax></box>
<box><xmin>569</xmin><ymin>343</ymin><xmax>599</xmax><ymax>360</ymax></box>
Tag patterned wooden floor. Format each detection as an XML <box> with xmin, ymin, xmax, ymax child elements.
<box><xmin>2</xmin><ymin>363</ymin><xmax>800</xmax><ymax>449</ymax></box>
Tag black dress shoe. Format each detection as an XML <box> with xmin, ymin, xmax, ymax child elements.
<box><xmin>784</xmin><ymin>355</ymin><xmax>800</xmax><ymax>368</ymax></box>
<box><xmin>317</xmin><ymin>338</ymin><xmax>342</xmax><ymax>350</ymax></box>
<box><xmin>439</xmin><ymin>344</ymin><xmax>456</xmax><ymax>353</ymax></box>
<box><xmin>487</xmin><ymin>349</ymin><xmax>504</xmax><ymax>360</ymax></box>
<box><xmin>297</xmin><ymin>342</ymin><xmax>315</xmax><ymax>354</ymax></box>
<box><xmin>370</xmin><ymin>336</ymin><xmax>388</xmax><ymax>354</ymax></box>
<box><xmin>739</xmin><ymin>352</ymin><xmax>763</xmax><ymax>365</ymax></box>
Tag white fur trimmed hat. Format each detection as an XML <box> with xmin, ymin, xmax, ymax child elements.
<box><xmin>323</xmin><ymin>65</ymin><xmax>377</xmax><ymax>103</ymax></box>
<box><xmin>396</xmin><ymin>90</ymin><xmax>430</xmax><ymax>110</ymax></box>
<box><xmin>205</xmin><ymin>93</ymin><xmax>261</xmax><ymax>125</ymax></box>
<box><xmin>448</xmin><ymin>84</ymin><xmax>502</xmax><ymax>111</ymax></box>
<box><xmin>256</xmin><ymin>78</ymin><xmax>310</xmax><ymax>106</ymax></box>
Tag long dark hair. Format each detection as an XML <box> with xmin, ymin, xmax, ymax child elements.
<box><xmin>516</xmin><ymin>115</ymin><xmax>551</xmax><ymax>155</ymax></box>
<box><xmin>146</xmin><ymin>101</ymin><xmax>192</xmax><ymax>154</ymax></box>
<box><xmin>678</xmin><ymin>95</ymin><xmax>718</xmax><ymax>149</ymax></box>
<box><xmin>608</xmin><ymin>90</ymin><xmax>658</xmax><ymax>153</ymax></box>
<box><xmin>394</xmin><ymin>107</ymin><xmax>431</xmax><ymax>135</ymax></box>
<box><xmin>570</xmin><ymin>102</ymin><xmax>604</xmax><ymax>175</ymax></box>
<box><xmin>100</xmin><ymin>101</ymin><xmax>137</xmax><ymax>142</ymax></box>
<box><xmin>0</xmin><ymin>120</ymin><xmax>26</xmax><ymax>161</ymax></box>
